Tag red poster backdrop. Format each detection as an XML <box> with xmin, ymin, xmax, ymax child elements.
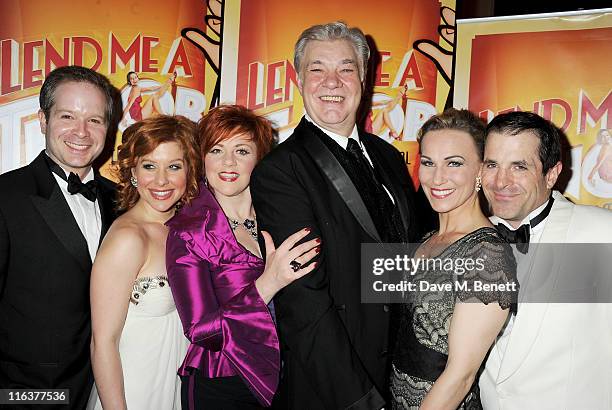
<box><xmin>454</xmin><ymin>10</ymin><xmax>612</xmax><ymax>208</ymax></box>
<box><xmin>1</xmin><ymin>0</ymin><xmax>455</xmax><ymax>187</ymax></box>
<box><xmin>221</xmin><ymin>0</ymin><xmax>455</xmax><ymax>187</ymax></box>
<box><xmin>0</xmin><ymin>0</ymin><xmax>210</xmax><ymax>176</ymax></box>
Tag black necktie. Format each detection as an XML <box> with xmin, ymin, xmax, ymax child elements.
<box><xmin>345</xmin><ymin>138</ymin><xmax>405</xmax><ymax>242</ymax></box>
<box><xmin>346</xmin><ymin>138</ymin><xmax>379</xmax><ymax>183</ymax></box>
<box><xmin>45</xmin><ymin>155</ymin><xmax>98</xmax><ymax>202</ymax></box>
<box><xmin>496</xmin><ymin>196</ymin><xmax>554</xmax><ymax>254</ymax></box>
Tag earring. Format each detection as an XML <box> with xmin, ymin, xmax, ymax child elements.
<box><xmin>130</xmin><ymin>176</ymin><xmax>138</xmax><ymax>188</ymax></box>
<box><xmin>475</xmin><ymin>176</ymin><xmax>482</xmax><ymax>192</ymax></box>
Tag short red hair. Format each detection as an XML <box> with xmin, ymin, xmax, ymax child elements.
<box><xmin>197</xmin><ymin>105</ymin><xmax>277</xmax><ymax>162</ymax></box>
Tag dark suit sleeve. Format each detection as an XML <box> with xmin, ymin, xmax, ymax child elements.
<box><xmin>251</xmin><ymin>160</ymin><xmax>385</xmax><ymax>410</ymax></box>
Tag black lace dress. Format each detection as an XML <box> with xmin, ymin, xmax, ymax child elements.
<box><xmin>390</xmin><ymin>227</ymin><xmax>517</xmax><ymax>410</ymax></box>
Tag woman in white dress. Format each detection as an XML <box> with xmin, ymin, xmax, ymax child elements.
<box><xmin>88</xmin><ymin>115</ymin><xmax>201</xmax><ymax>409</ymax></box>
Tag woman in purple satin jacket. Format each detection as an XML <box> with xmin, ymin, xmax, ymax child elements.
<box><xmin>166</xmin><ymin>105</ymin><xmax>320</xmax><ymax>409</ymax></box>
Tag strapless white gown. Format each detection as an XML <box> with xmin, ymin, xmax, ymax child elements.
<box><xmin>87</xmin><ymin>276</ymin><xmax>188</xmax><ymax>409</ymax></box>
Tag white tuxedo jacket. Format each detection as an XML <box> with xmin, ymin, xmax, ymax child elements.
<box><xmin>480</xmin><ymin>191</ymin><xmax>612</xmax><ymax>410</ymax></box>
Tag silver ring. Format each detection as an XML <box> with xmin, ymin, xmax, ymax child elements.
<box><xmin>290</xmin><ymin>260</ymin><xmax>302</xmax><ymax>272</ymax></box>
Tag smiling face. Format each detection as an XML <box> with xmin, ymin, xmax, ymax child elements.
<box><xmin>204</xmin><ymin>133</ymin><xmax>258</xmax><ymax>201</ymax></box>
<box><xmin>128</xmin><ymin>72</ymin><xmax>139</xmax><ymax>86</ymax></box>
<box><xmin>39</xmin><ymin>81</ymin><xmax>108</xmax><ymax>179</ymax></box>
<box><xmin>419</xmin><ymin>129</ymin><xmax>482</xmax><ymax>215</ymax></box>
<box><xmin>298</xmin><ymin>39</ymin><xmax>363</xmax><ymax>136</ymax></box>
<box><xmin>132</xmin><ymin>141</ymin><xmax>187</xmax><ymax>214</ymax></box>
<box><xmin>482</xmin><ymin>131</ymin><xmax>561</xmax><ymax>228</ymax></box>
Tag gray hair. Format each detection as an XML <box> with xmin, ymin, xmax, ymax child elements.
<box><xmin>294</xmin><ymin>21</ymin><xmax>370</xmax><ymax>81</ymax></box>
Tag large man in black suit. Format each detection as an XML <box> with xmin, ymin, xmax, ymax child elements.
<box><xmin>251</xmin><ymin>22</ymin><xmax>420</xmax><ymax>409</ymax></box>
<box><xmin>0</xmin><ymin>66</ymin><xmax>117</xmax><ymax>409</ymax></box>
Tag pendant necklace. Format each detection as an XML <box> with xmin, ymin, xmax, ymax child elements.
<box><xmin>228</xmin><ymin>217</ymin><xmax>258</xmax><ymax>239</ymax></box>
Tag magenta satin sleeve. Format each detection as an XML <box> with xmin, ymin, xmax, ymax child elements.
<box><xmin>166</xmin><ymin>231</ymin><xmax>224</xmax><ymax>350</ymax></box>
<box><xmin>165</xmin><ymin>186</ymin><xmax>280</xmax><ymax>406</ymax></box>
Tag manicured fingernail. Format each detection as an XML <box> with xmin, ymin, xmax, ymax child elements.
<box><xmin>315</xmin><ymin>246</ymin><xmax>321</xmax><ymax>253</ymax></box>
<box><xmin>305</xmin><ymin>227</ymin><xmax>311</xmax><ymax>233</ymax></box>
<box><xmin>315</xmin><ymin>238</ymin><xmax>321</xmax><ymax>244</ymax></box>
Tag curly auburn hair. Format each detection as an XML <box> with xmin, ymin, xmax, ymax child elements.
<box><xmin>116</xmin><ymin>115</ymin><xmax>201</xmax><ymax>211</ymax></box>
<box><xmin>197</xmin><ymin>105</ymin><xmax>277</xmax><ymax>162</ymax></box>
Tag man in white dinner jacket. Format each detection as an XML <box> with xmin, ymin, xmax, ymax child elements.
<box><xmin>479</xmin><ymin>111</ymin><xmax>612</xmax><ymax>410</ymax></box>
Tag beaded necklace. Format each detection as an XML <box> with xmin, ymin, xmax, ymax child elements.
<box><xmin>228</xmin><ymin>217</ymin><xmax>258</xmax><ymax>239</ymax></box>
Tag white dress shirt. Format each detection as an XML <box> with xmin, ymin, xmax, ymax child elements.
<box><xmin>49</xmin><ymin>156</ymin><xmax>102</xmax><ymax>262</ymax></box>
<box><xmin>303</xmin><ymin>114</ymin><xmax>394</xmax><ymax>202</ymax></box>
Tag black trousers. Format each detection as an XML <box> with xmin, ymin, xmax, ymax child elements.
<box><xmin>181</xmin><ymin>372</ymin><xmax>264</xmax><ymax>410</ymax></box>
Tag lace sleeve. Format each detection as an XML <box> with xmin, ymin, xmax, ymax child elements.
<box><xmin>455</xmin><ymin>234</ymin><xmax>518</xmax><ymax>311</ymax></box>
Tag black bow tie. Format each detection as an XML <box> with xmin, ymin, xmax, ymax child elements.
<box><xmin>495</xmin><ymin>196</ymin><xmax>555</xmax><ymax>254</ymax></box>
<box><xmin>496</xmin><ymin>223</ymin><xmax>530</xmax><ymax>254</ymax></box>
<box><xmin>67</xmin><ymin>172</ymin><xmax>98</xmax><ymax>202</ymax></box>
<box><xmin>45</xmin><ymin>154</ymin><xmax>98</xmax><ymax>202</ymax></box>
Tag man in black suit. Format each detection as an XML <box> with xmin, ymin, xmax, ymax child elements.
<box><xmin>0</xmin><ymin>66</ymin><xmax>118</xmax><ymax>409</ymax></box>
<box><xmin>251</xmin><ymin>22</ymin><xmax>419</xmax><ymax>409</ymax></box>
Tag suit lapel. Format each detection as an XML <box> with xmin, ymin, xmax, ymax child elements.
<box><xmin>360</xmin><ymin>132</ymin><xmax>411</xmax><ymax>234</ymax></box>
<box><xmin>29</xmin><ymin>152</ymin><xmax>92</xmax><ymax>273</ymax></box>
<box><xmin>498</xmin><ymin>193</ymin><xmax>574</xmax><ymax>383</ymax></box>
<box><xmin>539</xmin><ymin>191</ymin><xmax>573</xmax><ymax>243</ymax></box>
<box><xmin>497</xmin><ymin>255</ymin><xmax>556</xmax><ymax>383</ymax></box>
<box><xmin>297</xmin><ymin>121</ymin><xmax>381</xmax><ymax>242</ymax></box>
